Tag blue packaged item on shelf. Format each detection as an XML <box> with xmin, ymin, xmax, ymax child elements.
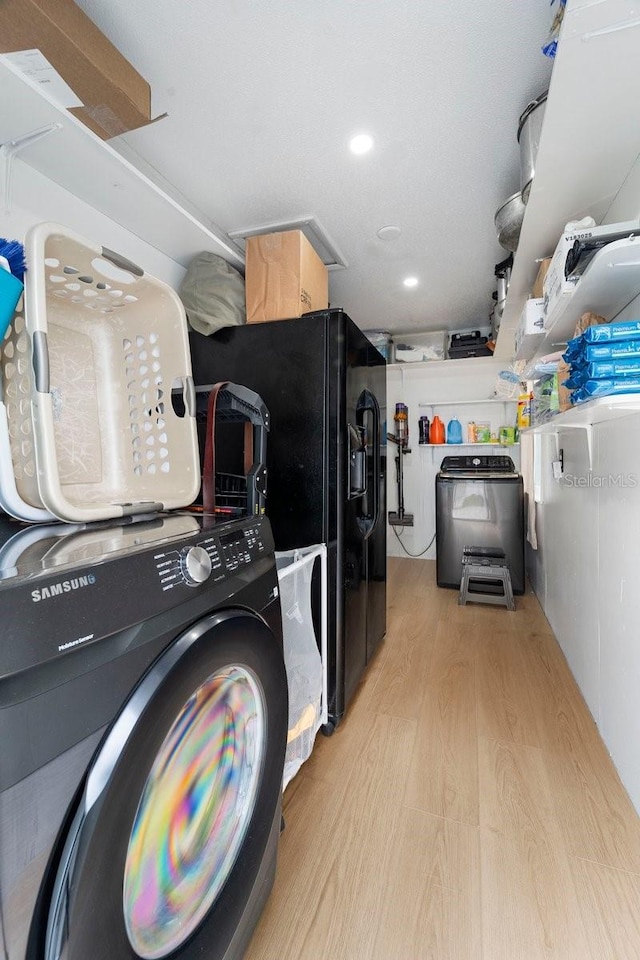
<box><xmin>563</xmin><ymin>360</ymin><xmax>640</xmax><ymax>387</ymax></box>
<box><xmin>563</xmin><ymin>336</ymin><xmax>584</xmax><ymax>363</ymax></box>
<box><xmin>571</xmin><ymin>376</ymin><xmax>640</xmax><ymax>403</ymax></box>
<box><xmin>583</xmin><ymin>358</ymin><xmax>640</xmax><ymax>379</ymax></box>
<box><xmin>582</xmin><ymin>339</ymin><xmax>640</xmax><ymax>361</ymax></box>
<box><xmin>582</xmin><ymin>320</ymin><xmax>640</xmax><ymax>343</ymax></box>
<box><xmin>564</xmin><ymin>370</ymin><xmax>584</xmax><ymax>389</ymax></box>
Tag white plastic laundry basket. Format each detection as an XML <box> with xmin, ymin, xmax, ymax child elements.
<box><xmin>275</xmin><ymin>544</ymin><xmax>327</xmax><ymax>790</ymax></box>
<box><xmin>3</xmin><ymin>223</ymin><xmax>200</xmax><ymax>522</ymax></box>
<box><xmin>0</xmin><ymin>293</ymin><xmax>54</xmax><ymax>522</ymax></box>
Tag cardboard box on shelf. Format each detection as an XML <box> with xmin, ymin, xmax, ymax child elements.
<box><xmin>574</xmin><ymin>311</ymin><xmax>607</xmax><ymax>337</ymax></box>
<box><xmin>557</xmin><ymin>360</ymin><xmax>572</xmax><ymax>411</ymax></box>
<box><xmin>532</xmin><ymin>258</ymin><xmax>552</xmax><ymax>299</ymax></box>
<box><xmin>245</xmin><ymin>230</ymin><xmax>329</xmax><ymax>323</ymax></box>
<box><xmin>0</xmin><ymin>0</ymin><xmax>165</xmax><ymax>139</ymax></box>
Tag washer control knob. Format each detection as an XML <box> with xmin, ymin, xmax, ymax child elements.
<box><xmin>180</xmin><ymin>546</ymin><xmax>212</xmax><ymax>585</ymax></box>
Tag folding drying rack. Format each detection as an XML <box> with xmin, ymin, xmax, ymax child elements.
<box><xmin>194</xmin><ymin>382</ymin><xmax>270</xmax><ymax>518</ymax></box>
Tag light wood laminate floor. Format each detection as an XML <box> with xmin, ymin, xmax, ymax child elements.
<box><xmin>246</xmin><ymin>558</ymin><xmax>640</xmax><ymax>960</ymax></box>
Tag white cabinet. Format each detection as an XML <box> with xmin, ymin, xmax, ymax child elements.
<box><xmin>495</xmin><ymin>0</ymin><xmax>640</xmax><ymax>361</ymax></box>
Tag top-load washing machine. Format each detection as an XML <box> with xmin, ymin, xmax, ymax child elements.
<box><xmin>436</xmin><ymin>454</ymin><xmax>525</xmax><ymax>594</ymax></box>
<box><xmin>0</xmin><ymin>510</ymin><xmax>288</xmax><ymax>960</ymax></box>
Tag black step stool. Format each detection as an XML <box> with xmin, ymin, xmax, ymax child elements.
<box><xmin>458</xmin><ymin>547</ymin><xmax>515</xmax><ymax>611</ymax></box>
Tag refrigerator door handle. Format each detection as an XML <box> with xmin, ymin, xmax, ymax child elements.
<box><xmin>347</xmin><ymin>422</ymin><xmax>367</xmax><ymax>499</ymax></box>
<box><xmin>356</xmin><ymin>389</ymin><xmax>381</xmax><ymax>538</ymax></box>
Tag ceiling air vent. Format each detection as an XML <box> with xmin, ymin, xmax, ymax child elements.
<box><xmin>228</xmin><ymin>217</ymin><xmax>348</xmax><ymax>271</ymax></box>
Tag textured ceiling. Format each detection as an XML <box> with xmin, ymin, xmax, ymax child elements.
<box><xmin>75</xmin><ymin>0</ymin><xmax>552</xmax><ymax>334</ymax></box>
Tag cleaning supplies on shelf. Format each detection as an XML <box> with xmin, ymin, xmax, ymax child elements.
<box><xmin>418</xmin><ymin>416</ymin><xmax>430</xmax><ymax>444</ymax></box>
<box><xmin>474</xmin><ymin>421</ymin><xmax>492</xmax><ymax>443</ymax></box>
<box><xmin>446</xmin><ymin>417</ymin><xmax>462</xmax><ymax>444</ymax></box>
<box><xmin>516</xmin><ymin>392</ymin><xmax>532</xmax><ymax>428</ymax></box>
<box><xmin>0</xmin><ymin>237</ymin><xmax>25</xmax><ymax>340</ymax></box>
<box><xmin>531</xmin><ymin>375</ymin><xmax>560</xmax><ymax>425</ymax></box>
<box><xmin>498</xmin><ymin>426</ymin><xmax>517</xmax><ymax>445</ymax></box>
<box><xmin>430</xmin><ymin>415</ymin><xmax>445</xmax><ymax>444</ymax></box>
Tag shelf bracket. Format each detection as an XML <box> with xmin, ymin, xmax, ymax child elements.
<box><xmin>554</xmin><ymin>423</ymin><xmax>594</xmax><ymax>471</ymax></box>
<box><xmin>1</xmin><ymin>122</ymin><xmax>62</xmax><ymax>214</ymax></box>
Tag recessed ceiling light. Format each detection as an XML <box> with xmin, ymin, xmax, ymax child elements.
<box><xmin>403</xmin><ymin>276</ymin><xmax>419</xmax><ymax>288</ymax></box>
<box><xmin>377</xmin><ymin>225</ymin><xmax>401</xmax><ymax>241</ymax></box>
<box><xmin>349</xmin><ymin>133</ymin><xmax>374</xmax><ymax>155</ymax></box>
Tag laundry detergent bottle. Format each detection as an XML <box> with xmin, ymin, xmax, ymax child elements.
<box><xmin>447</xmin><ymin>417</ymin><xmax>463</xmax><ymax>444</ymax></box>
<box><xmin>430</xmin><ymin>415</ymin><xmax>445</xmax><ymax>444</ymax></box>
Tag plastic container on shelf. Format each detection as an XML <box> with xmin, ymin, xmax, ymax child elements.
<box><xmin>363</xmin><ymin>329</ymin><xmax>393</xmax><ymax>361</ymax></box>
<box><xmin>394</xmin><ymin>330</ymin><xmax>447</xmax><ymax>362</ymax></box>
<box><xmin>275</xmin><ymin>544</ymin><xmax>327</xmax><ymax>790</ymax></box>
<box><xmin>3</xmin><ymin>222</ymin><xmax>200</xmax><ymax>522</ymax></box>
<box><xmin>446</xmin><ymin>417</ymin><xmax>462</xmax><ymax>444</ymax></box>
<box><xmin>430</xmin><ymin>415</ymin><xmax>445</xmax><ymax>444</ymax></box>
<box><xmin>474</xmin><ymin>421</ymin><xmax>491</xmax><ymax>443</ymax></box>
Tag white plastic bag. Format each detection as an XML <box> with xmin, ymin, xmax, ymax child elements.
<box><xmin>275</xmin><ymin>545</ymin><xmax>327</xmax><ymax>788</ymax></box>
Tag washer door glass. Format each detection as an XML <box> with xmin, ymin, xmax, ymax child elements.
<box><xmin>123</xmin><ymin>665</ymin><xmax>265</xmax><ymax>959</ymax></box>
<box><xmin>43</xmin><ymin>608</ymin><xmax>288</xmax><ymax>960</ymax></box>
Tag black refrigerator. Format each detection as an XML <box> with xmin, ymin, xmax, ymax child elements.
<box><xmin>189</xmin><ymin>308</ymin><xmax>387</xmax><ymax>730</ymax></box>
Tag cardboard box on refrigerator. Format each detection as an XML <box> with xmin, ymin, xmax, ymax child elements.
<box><xmin>0</xmin><ymin>0</ymin><xmax>165</xmax><ymax>139</ymax></box>
<box><xmin>245</xmin><ymin>230</ymin><xmax>329</xmax><ymax>323</ymax></box>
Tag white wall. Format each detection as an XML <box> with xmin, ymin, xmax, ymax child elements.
<box><xmin>529</xmin><ymin>289</ymin><xmax>640</xmax><ymax>813</ymax></box>
<box><xmin>5</xmin><ymin>158</ymin><xmax>186</xmax><ymax>288</ymax></box>
<box><xmin>386</xmin><ymin>357</ymin><xmax>521</xmax><ymax>560</ymax></box>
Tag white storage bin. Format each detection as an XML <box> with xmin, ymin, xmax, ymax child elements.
<box><xmin>393</xmin><ymin>330</ymin><xmax>447</xmax><ymax>362</ymax></box>
<box><xmin>1</xmin><ymin>222</ymin><xmax>200</xmax><ymax>522</ymax></box>
<box><xmin>363</xmin><ymin>329</ymin><xmax>393</xmax><ymax>361</ymax></box>
<box><xmin>275</xmin><ymin>544</ymin><xmax>327</xmax><ymax>790</ymax></box>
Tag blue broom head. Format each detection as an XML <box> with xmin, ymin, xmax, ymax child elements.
<box><xmin>0</xmin><ymin>238</ymin><xmax>26</xmax><ymax>283</ymax></box>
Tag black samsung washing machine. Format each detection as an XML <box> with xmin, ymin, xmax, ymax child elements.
<box><xmin>0</xmin><ymin>511</ymin><xmax>288</xmax><ymax>960</ymax></box>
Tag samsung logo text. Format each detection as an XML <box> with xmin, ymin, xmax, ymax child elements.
<box><xmin>32</xmin><ymin>574</ymin><xmax>97</xmax><ymax>602</ymax></box>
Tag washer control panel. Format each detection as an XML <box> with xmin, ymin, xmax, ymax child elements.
<box><xmin>153</xmin><ymin>522</ymin><xmax>266</xmax><ymax>591</ymax></box>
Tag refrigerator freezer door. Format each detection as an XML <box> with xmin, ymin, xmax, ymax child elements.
<box><xmin>341</xmin><ymin>317</ymin><xmax>369</xmax><ymax>708</ymax></box>
<box><xmin>188</xmin><ymin>309</ymin><xmax>387</xmax><ymax>727</ymax></box>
